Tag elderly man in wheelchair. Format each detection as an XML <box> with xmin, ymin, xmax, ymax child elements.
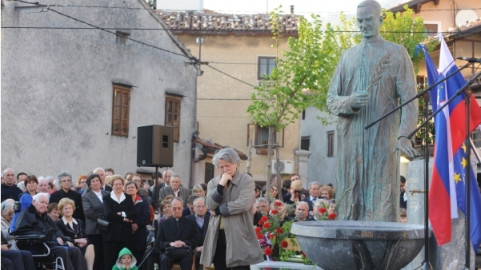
<box><xmin>14</xmin><ymin>192</ymin><xmax>87</xmax><ymax>270</ymax></box>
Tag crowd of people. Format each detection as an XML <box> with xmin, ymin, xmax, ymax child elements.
<box><xmin>1</xmin><ymin>151</ymin><xmax>340</xmax><ymax>270</ymax></box>
<box><xmin>252</xmin><ymin>174</ymin><xmax>338</xmax><ymax>225</ymax></box>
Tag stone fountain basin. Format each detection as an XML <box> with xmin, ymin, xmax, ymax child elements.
<box><xmin>291</xmin><ymin>220</ymin><xmax>425</xmax><ymax>270</ymax></box>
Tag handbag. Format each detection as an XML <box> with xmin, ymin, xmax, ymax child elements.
<box><xmin>164</xmin><ymin>245</ymin><xmax>192</xmax><ymax>259</ymax></box>
<box><xmin>96</xmin><ymin>217</ymin><xmax>110</xmax><ymax>231</ymax></box>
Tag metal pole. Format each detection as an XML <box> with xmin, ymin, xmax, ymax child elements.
<box><xmin>464</xmin><ymin>88</ymin><xmax>472</xmax><ymax>269</ymax></box>
<box><xmin>422</xmin><ymin>94</ymin><xmax>431</xmax><ymax>270</ymax></box>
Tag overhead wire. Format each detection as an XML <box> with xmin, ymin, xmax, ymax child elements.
<box><xmin>7</xmin><ymin>0</ymin><xmax>479</xmax><ymax>94</ymax></box>
<box><xmin>10</xmin><ymin>0</ymin><xmax>190</xmax><ymax>59</ymax></box>
<box><xmin>205</xmin><ymin>64</ymin><xmax>255</xmax><ymax>87</ymax></box>
<box><xmin>7</xmin><ymin>1</ymin><xmax>260</xmax><ymax>88</ymax></box>
<box><xmin>1</xmin><ymin>24</ymin><xmax>471</xmax><ymax>36</ymax></box>
<box><xmin>9</xmin><ymin>1</ymin><xmax>257</xmax><ymax>89</ymax></box>
<box><xmin>12</xmin><ymin>0</ymin><xmax>479</xmax><ymax>13</ymax></box>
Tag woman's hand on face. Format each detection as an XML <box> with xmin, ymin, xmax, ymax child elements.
<box><xmin>219</xmin><ymin>173</ymin><xmax>232</xmax><ymax>186</ymax></box>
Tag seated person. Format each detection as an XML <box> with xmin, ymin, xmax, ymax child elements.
<box><xmin>14</xmin><ymin>193</ymin><xmax>87</xmax><ymax>270</ymax></box>
<box><xmin>182</xmin><ymin>195</ymin><xmax>198</xmax><ymax>217</ymax></box>
<box><xmin>319</xmin><ymin>185</ymin><xmax>334</xmax><ymax>200</ymax></box>
<box><xmin>1</xmin><ymin>233</ymin><xmax>35</xmax><ymax>270</ymax></box>
<box><xmin>156</xmin><ymin>197</ymin><xmax>201</xmax><ymax>270</ymax></box>
<box><xmin>155</xmin><ymin>197</ymin><xmax>174</xmax><ymax>232</ymax></box>
<box><xmin>291</xmin><ymin>201</ymin><xmax>313</xmax><ymax>222</ymax></box>
<box><xmin>313</xmin><ymin>198</ymin><xmax>336</xmax><ymax>220</ymax></box>
<box><xmin>253</xmin><ymin>197</ymin><xmax>269</xmax><ymax>226</ymax></box>
<box><xmin>185</xmin><ymin>197</ymin><xmax>209</xmax><ymax>270</ymax></box>
<box><xmin>112</xmin><ymin>247</ymin><xmax>138</xmax><ymax>270</ymax></box>
<box><xmin>47</xmin><ymin>202</ymin><xmax>60</xmax><ymax>222</ymax></box>
<box><xmin>56</xmin><ymin>198</ymin><xmax>95</xmax><ymax>270</ymax></box>
<box><xmin>1</xmin><ymin>200</ymin><xmax>35</xmax><ymax>270</ymax></box>
<box><xmin>285</xmin><ymin>181</ymin><xmax>303</xmax><ymax>206</ymax></box>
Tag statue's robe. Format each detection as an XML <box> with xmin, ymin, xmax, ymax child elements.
<box><xmin>327</xmin><ymin>35</ymin><xmax>418</xmax><ymax>221</ymax></box>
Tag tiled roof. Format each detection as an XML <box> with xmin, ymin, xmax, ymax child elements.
<box><xmin>195</xmin><ymin>137</ymin><xmax>248</xmax><ymax>160</ymax></box>
<box><xmin>155</xmin><ymin>10</ymin><xmax>300</xmax><ymax>35</ymax></box>
<box><xmin>389</xmin><ymin>0</ymin><xmax>438</xmax><ymax>13</ymax></box>
<box><xmin>447</xmin><ymin>19</ymin><xmax>481</xmax><ymax>39</ymax></box>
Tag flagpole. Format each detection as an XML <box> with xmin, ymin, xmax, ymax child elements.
<box><xmin>365</xmin><ymin>62</ymin><xmax>471</xmax><ymax>130</ymax></box>
<box><xmin>464</xmin><ymin>86</ymin><xmax>472</xmax><ymax>270</ymax></box>
<box><xmin>405</xmin><ymin>72</ymin><xmax>481</xmax><ymax>140</ymax></box>
<box><xmin>422</xmin><ymin>93</ymin><xmax>431</xmax><ymax>270</ymax></box>
<box><xmin>407</xmin><ymin>67</ymin><xmax>481</xmax><ymax>269</ymax></box>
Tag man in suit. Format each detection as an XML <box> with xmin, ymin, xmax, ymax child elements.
<box><xmin>153</xmin><ymin>169</ymin><xmax>172</xmax><ymax>209</ymax></box>
<box><xmin>303</xmin><ymin>181</ymin><xmax>321</xmax><ymax>214</ymax></box>
<box><xmin>159</xmin><ymin>174</ymin><xmax>189</xmax><ymax>207</ymax></box>
<box><xmin>186</xmin><ymin>197</ymin><xmax>209</xmax><ymax>270</ymax></box>
<box><xmin>156</xmin><ymin>197</ymin><xmax>201</xmax><ymax>270</ymax></box>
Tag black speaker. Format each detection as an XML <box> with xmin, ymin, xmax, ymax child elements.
<box><xmin>137</xmin><ymin>125</ymin><xmax>174</xmax><ymax>167</ymax></box>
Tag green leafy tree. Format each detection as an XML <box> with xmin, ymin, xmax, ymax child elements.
<box><xmin>247</xmin><ymin>11</ymin><xmax>340</xmax><ymax>193</ymax></box>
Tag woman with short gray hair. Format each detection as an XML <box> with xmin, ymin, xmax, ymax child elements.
<box><xmin>200</xmin><ymin>148</ymin><xmax>263</xmax><ymax>269</ymax></box>
<box><xmin>212</xmin><ymin>147</ymin><xmax>241</xmax><ymax>167</ymax></box>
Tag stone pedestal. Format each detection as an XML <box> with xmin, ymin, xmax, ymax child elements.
<box><xmin>291</xmin><ymin>221</ymin><xmax>424</xmax><ymax>270</ymax></box>
<box><xmin>404</xmin><ymin>158</ymin><xmax>432</xmax><ymax>269</ymax></box>
<box><xmin>251</xmin><ymin>261</ymin><xmax>322</xmax><ymax>270</ymax></box>
<box><xmin>405</xmin><ymin>158</ymin><xmax>475</xmax><ymax>270</ymax></box>
<box><xmin>295</xmin><ymin>150</ymin><xmax>311</xmax><ymax>189</ymax></box>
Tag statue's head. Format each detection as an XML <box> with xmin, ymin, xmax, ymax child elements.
<box><xmin>356</xmin><ymin>0</ymin><xmax>383</xmax><ymax>39</ymax></box>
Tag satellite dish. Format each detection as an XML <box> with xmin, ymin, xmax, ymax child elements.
<box><xmin>455</xmin><ymin>9</ymin><xmax>478</xmax><ymax>27</ymax></box>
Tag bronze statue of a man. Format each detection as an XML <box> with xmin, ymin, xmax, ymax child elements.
<box><xmin>327</xmin><ymin>0</ymin><xmax>418</xmax><ymax>221</ymax></box>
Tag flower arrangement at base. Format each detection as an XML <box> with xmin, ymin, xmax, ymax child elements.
<box><xmin>256</xmin><ymin>200</ymin><xmax>312</xmax><ymax>264</ymax></box>
<box><xmin>313</xmin><ymin>199</ymin><xmax>337</xmax><ymax>221</ymax></box>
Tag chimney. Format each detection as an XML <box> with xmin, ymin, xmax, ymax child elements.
<box><xmin>290</xmin><ymin>5</ymin><xmax>294</xmax><ymax>15</ymax></box>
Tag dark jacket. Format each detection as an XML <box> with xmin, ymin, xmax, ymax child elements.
<box><xmin>50</xmin><ymin>189</ymin><xmax>85</xmax><ymax>222</ymax></box>
<box><xmin>102</xmin><ymin>193</ymin><xmax>136</xmax><ymax>243</ymax></box>
<box><xmin>156</xmin><ymin>216</ymin><xmax>201</xmax><ymax>252</ymax></box>
<box><xmin>185</xmin><ymin>214</ymin><xmax>209</xmax><ymax>241</ymax></box>
<box><xmin>303</xmin><ymin>196</ymin><xmax>319</xmax><ymax>212</ymax></box>
<box><xmin>1</xmin><ymin>184</ymin><xmax>23</xmax><ymax>202</ymax></box>
<box><xmin>14</xmin><ymin>204</ymin><xmax>67</xmax><ymax>246</ymax></box>
<box><xmin>56</xmin><ymin>218</ymin><xmax>87</xmax><ymax>242</ymax></box>
<box><xmin>129</xmin><ymin>195</ymin><xmax>150</xmax><ymax>252</ymax></box>
<box><xmin>152</xmin><ymin>183</ymin><xmax>165</xmax><ymax>209</ymax></box>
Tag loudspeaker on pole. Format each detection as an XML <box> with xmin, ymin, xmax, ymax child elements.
<box><xmin>137</xmin><ymin>125</ymin><xmax>174</xmax><ymax>167</ymax></box>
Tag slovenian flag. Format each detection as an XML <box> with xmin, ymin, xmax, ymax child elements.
<box><xmin>423</xmin><ymin>35</ymin><xmax>481</xmax><ymax>251</ymax></box>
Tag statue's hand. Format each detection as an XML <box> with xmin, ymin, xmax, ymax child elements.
<box><xmin>394</xmin><ymin>137</ymin><xmax>419</xmax><ymax>159</ymax></box>
<box><xmin>349</xmin><ymin>92</ymin><xmax>369</xmax><ymax>109</ymax></box>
